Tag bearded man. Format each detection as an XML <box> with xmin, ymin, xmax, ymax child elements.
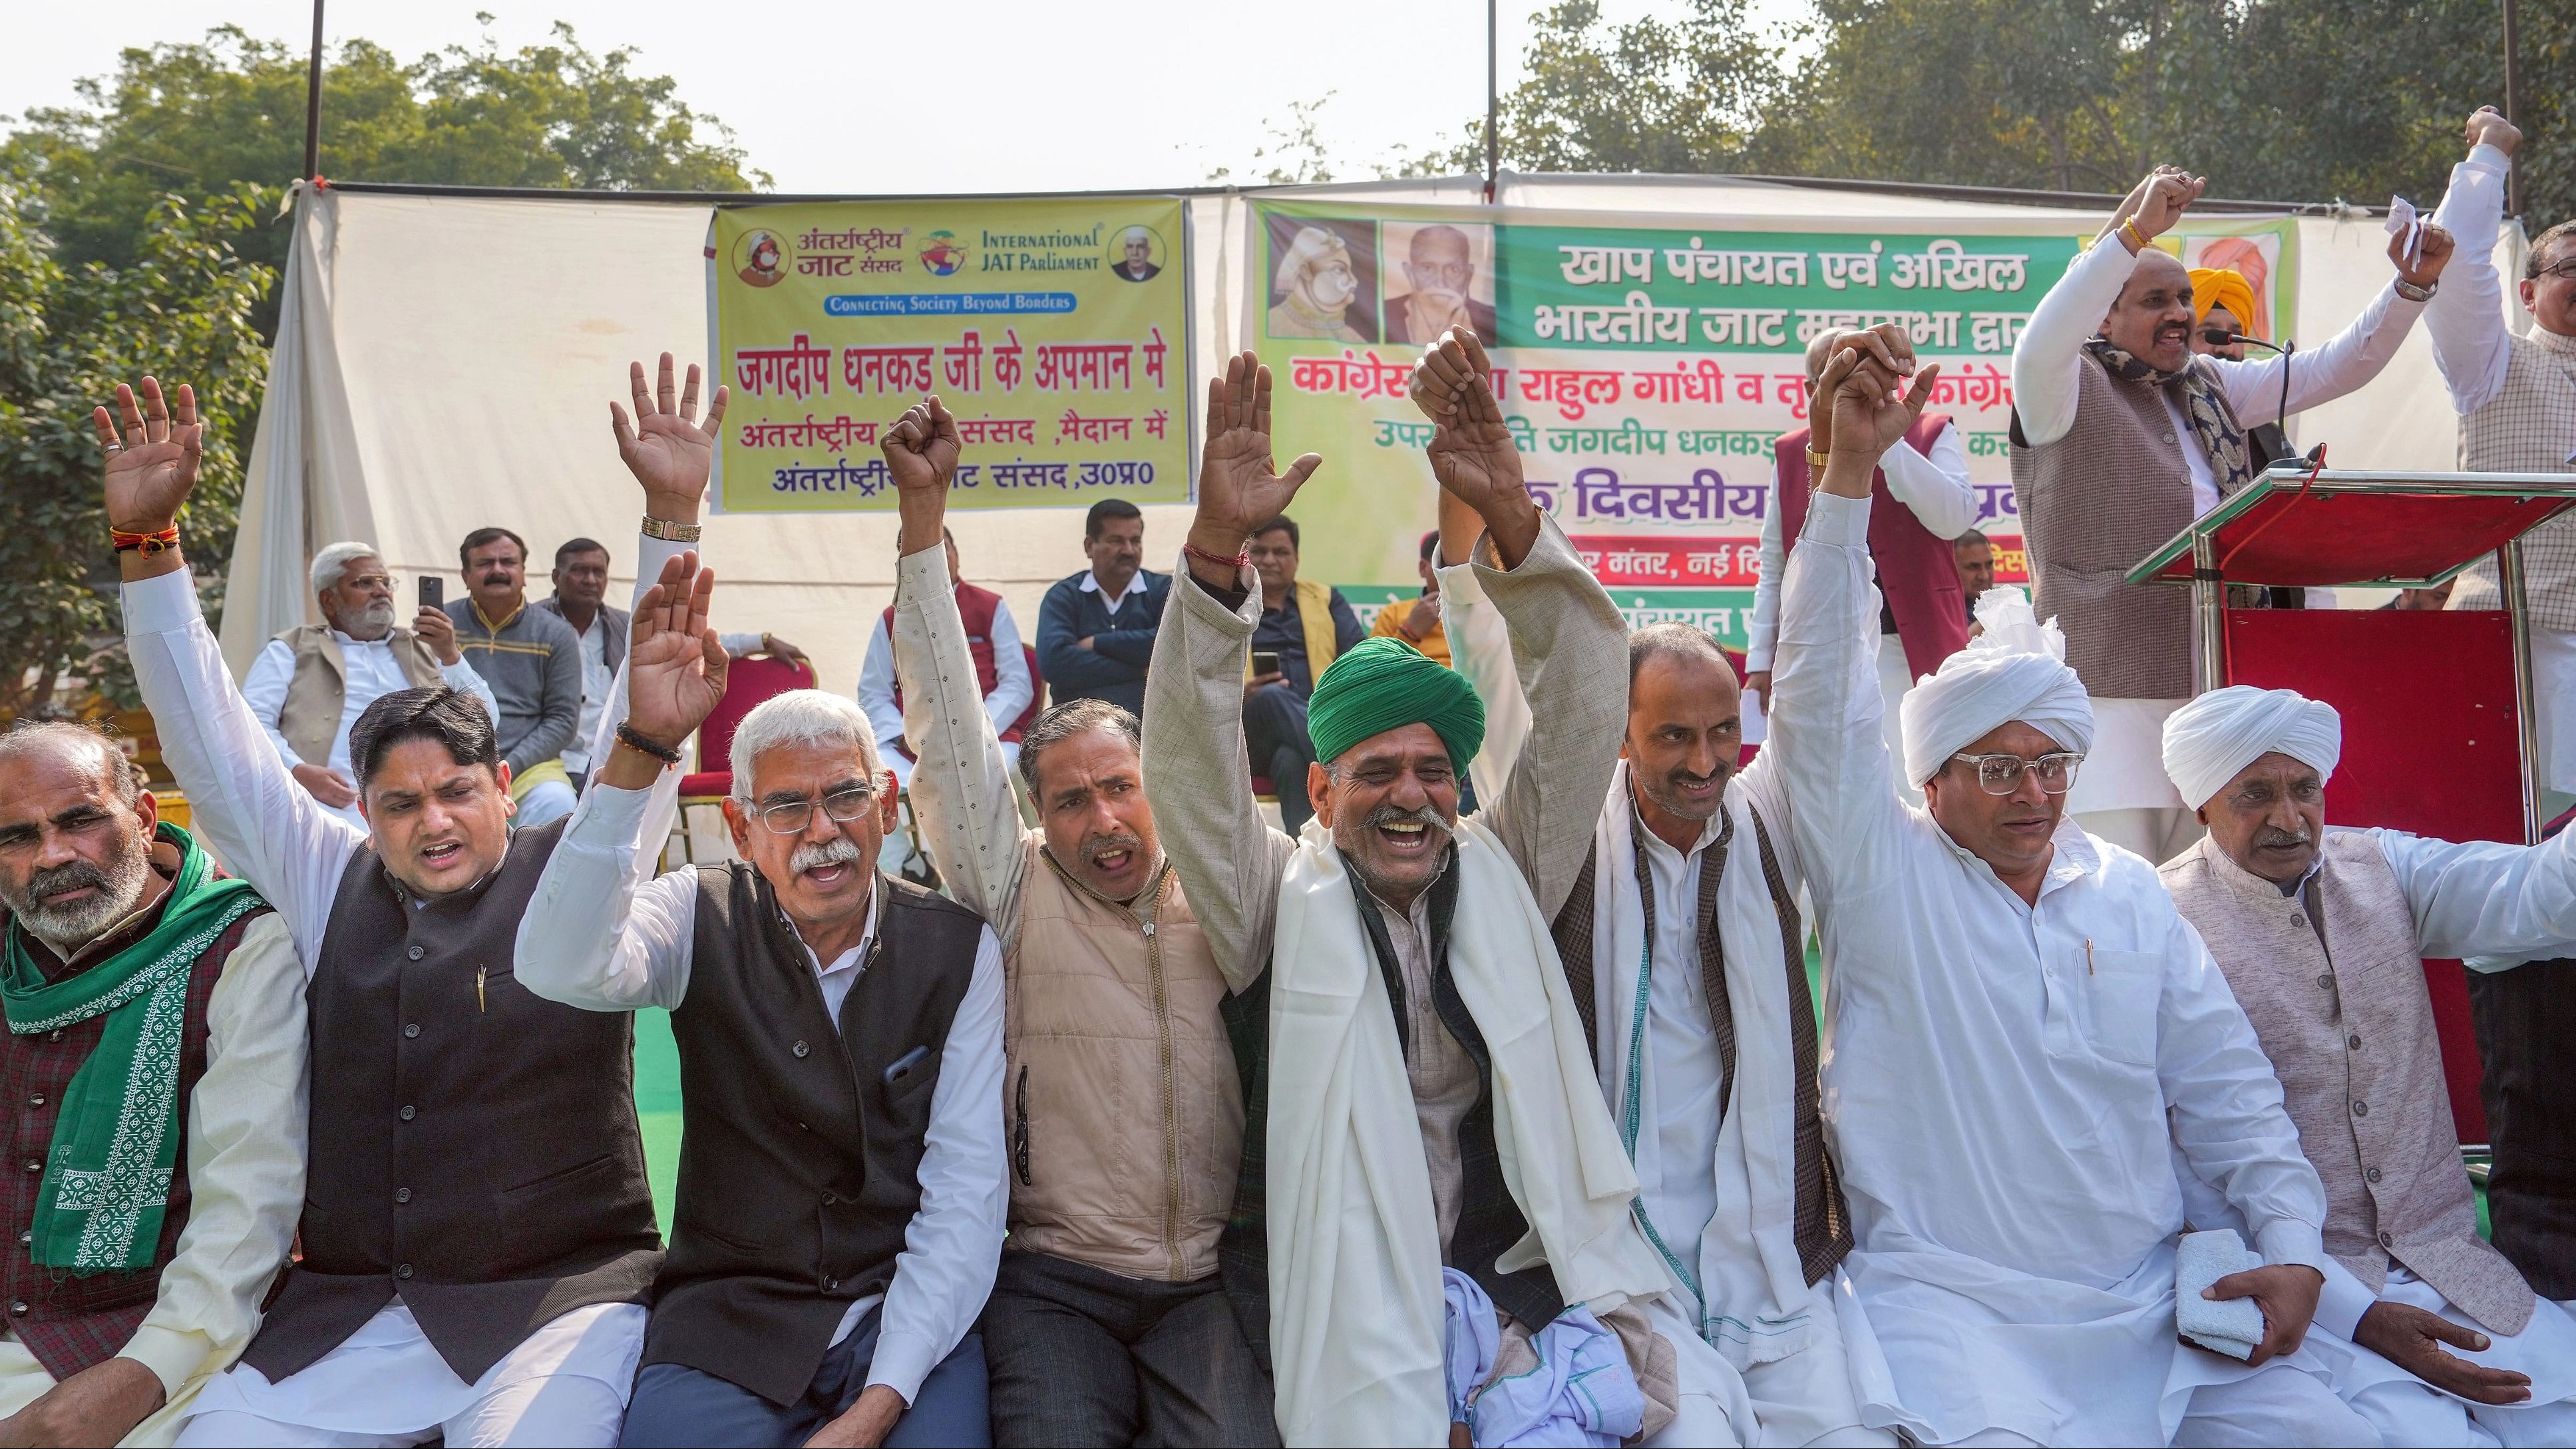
<box><xmin>878</xmin><ymin>397</ymin><xmax>1274</xmax><ymax>1446</ymax></box>
<box><xmin>516</xmin><ymin>357</ymin><xmax>1003</xmax><ymax>1449</ymax></box>
<box><xmin>0</xmin><ymin>724</ymin><xmax>303</xmax><ymax>1448</ymax></box>
<box><xmin>107</xmin><ymin>376</ymin><xmax>663</xmax><ymax>1449</ymax></box>
<box><xmin>2156</xmin><ymin>687</ymin><xmax>2576</xmax><ymax>1446</ymax></box>
<box><xmin>1147</xmin><ymin>338</ymin><xmax>1736</xmax><ymax>1447</ymax></box>
<box><xmin>1769</xmin><ymin>328</ymin><xmax>2371</xmax><ymax>1446</ymax></box>
<box><xmin>2010</xmin><ymin>166</ymin><xmax>2450</xmax><ymax>863</ymax></box>
<box><xmin>242</xmin><ymin>541</ymin><xmax>494</xmax><ymax>823</ymax></box>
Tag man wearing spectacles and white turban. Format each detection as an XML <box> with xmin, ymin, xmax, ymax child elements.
<box><xmin>2157</xmin><ymin>685</ymin><xmax>2576</xmax><ymax>1448</ymax></box>
<box><xmin>1765</xmin><ymin>324</ymin><xmax>2367</xmax><ymax>1447</ymax></box>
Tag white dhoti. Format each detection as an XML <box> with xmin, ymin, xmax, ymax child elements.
<box><xmin>175</xmin><ymin>1301</ymin><xmax>644</xmax><ymax>1448</ymax></box>
<box><xmin>0</xmin><ymin>1337</ymin><xmax>220</xmax><ymax>1448</ymax></box>
<box><xmin>2305</xmin><ymin>1270</ymin><xmax>2576</xmax><ymax>1448</ymax></box>
<box><xmin>2069</xmin><ymin>697</ymin><xmax>2203</xmax><ymax>863</ymax></box>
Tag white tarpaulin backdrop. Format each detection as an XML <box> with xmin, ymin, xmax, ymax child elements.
<box><xmin>225</xmin><ymin>176</ymin><xmax>2509</xmax><ymax>706</ymax></box>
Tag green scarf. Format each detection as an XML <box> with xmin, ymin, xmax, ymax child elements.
<box><xmin>1</xmin><ymin>824</ymin><xmax>264</xmax><ymax>1273</ymax></box>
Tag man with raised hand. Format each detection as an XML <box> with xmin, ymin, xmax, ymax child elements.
<box><xmin>514</xmin><ymin>357</ymin><xmax>1004</xmax><ymax>1449</ymax></box>
<box><xmin>2157</xmin><ymin>687</ymin><xmax>2576</xmax><ymax>1446</ymax></box>
<box><xmin>0</xmin><ymin>720</ymin><xmax>303</xmax><ymax>1448</ymax></box>
<box><xmin>880</xmin><ymin>396</ymin><xmax>1274</xmax><ymax>1446</ymax></box>
<box><xmin>1146</xmin><ymin>339</ymin><xmax>1734</xmax><ymax>1447</ymax></box>
<box><xmin>104</xmin><ymin>375</ymin><xmax>661</xmax><ymax>1449</ymax></box>
<box><xmin>1769</xmin><ymin>329</ymin><xmax>2371</xmax><ymax>1446</ymax></box>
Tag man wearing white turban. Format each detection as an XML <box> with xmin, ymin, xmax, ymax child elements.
<box><xmin>1767</xmin><ymin>325</ymin><xmax>2366</xmax><ymax>1446</ymax></box>
<box><xmin>2158</xmin><ymin>686</ymin><xmax>2576</xmax><ymax>1447</ymax></box>
<box><xmin>1266</xmin><ymin>227</ymin><xmax>1371</xmax><ymax>343</ymax></box>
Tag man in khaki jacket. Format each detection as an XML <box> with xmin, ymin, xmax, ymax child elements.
<box><xmin>2156</xmin><ymin>686</ymin><xmax>2576</xmax><ymax>1446</ymax></box>
<box><xmin>879</xmin><ymin>397</ymin><xmax>1275</xmax><ymax>1447</ymax></box>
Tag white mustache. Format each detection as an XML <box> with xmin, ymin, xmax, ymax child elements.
<box><xmin>1362</xmin><ymin>803</ymin><xmax>1452</xmax><ymax>837</ymax></box>
<box><xmin>789</xmin><ymin>838</ymin><xmax>864</xmax><ymax>873</ymax></box>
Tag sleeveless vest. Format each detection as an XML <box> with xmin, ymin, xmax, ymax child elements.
<box><xmin>2451</xmin><ymin>329</ymin><xmax>2576</xmax><ymax>630</ymax></box>
<box><xmin>884</xmin><ymin>582</ymin><xmax>1026</xmax><ymax>746</ymax></box>
<box><xmin>1775</xmin><ymin>412</ymin><xmax>1970</xmax><ymax>682</ymax></box>
<box><xmin>642</xmin><ymin>867</ymin><xmax>982</xmax><ymax>1406</ymax></box>
<box><xmin>242</xmin><ymin>819</ymin><xmax>661</xmax><ymax>1385</ymax></box>
<box><xmin>272</xmin><ymin>624</ymin><xmax>444</xmax><ymax>767</ymax></box>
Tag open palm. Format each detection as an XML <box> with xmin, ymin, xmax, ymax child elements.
<box><xmin>1424</xmin><ymin>376</ymin><xmax>1524</xmax><ymax>511</ymax></box>
<box><xmin>1195</xmin><ymin>350</ymin><xmax>1321</xmax><ymax>540</ymax></box>
<box><xmin>613</xmin><ymin>353</ymin><xmax>728</xmax><ymax>510</ymax></box>
<box><xmin>625</xmin><ymin>551</ymin><xmax>729</xmax><ymax>750</ymax></box>
<box><xmin>92</xmin><ymin>379</ymin><xmax>204</xmax><ymax>532</ymax></box>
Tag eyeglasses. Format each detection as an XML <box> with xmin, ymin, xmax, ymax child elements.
<box><xmin>2534</xmin><ymin>258</ymin><xmax>2576</xmax><ymax>282</ymax></box>
<box><xmin>747</xmin><ymin>786</ymin><xmax>877</xmax><ymax>835</ymax></box>
<box><xmin>344</xmin><ymin>574</ymin><xmax>392</xmax><ymax>591</ymax></box>
<box><xmin>1949</xmin><ymin>751</ymin><xmax>2084</xmax><ymax>795</ymax></box>
<box><xmin>2197</xmin><ymin>327</ymin><xmax>2239</xmax><ymax>346</ymax></box>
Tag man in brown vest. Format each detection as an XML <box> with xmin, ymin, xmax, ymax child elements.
<box><xmin>2011</xmin><ymin>165</ymin><xmax>2450</xmax><ymax>864</ymax></box>
<box><xmin>240</xmin><ymin>540</ymin><xmax>495</xmax><ymax>825</ymax></box>
<box><xmin>880</xmin><ymin>397</ymin><xmax>1275</xmax><ymax>1446</ymax></box>
<box><xmin>103</xmin><ymin>375</ymin><xmax>662</xmax><ymax>1448</ymax></box>
<box><xmin>2156</xmin><ymin>686</ymin><xmax>2576</xmax><ymax>1445</ymax></box>
<box><xmin>515</xmin><ymin>356</ymin><xmax>1002</xmax><ymax>1449</ymax></box>
<box><xmin>0</xmin><ymin>722</ymin><xmax>303</xmax><ymax>1447</ymax></box>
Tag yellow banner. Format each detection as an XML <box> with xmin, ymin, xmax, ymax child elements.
<box><xmin>710</xmin><ymin>198</ymin><xmax>1191</xmax><ymax>513</ymax></box>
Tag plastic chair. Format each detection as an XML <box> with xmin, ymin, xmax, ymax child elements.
<box><xmin>677</xmin><ymin>655</ymin><xmax>818</xmax><ymax>801</ymax></box>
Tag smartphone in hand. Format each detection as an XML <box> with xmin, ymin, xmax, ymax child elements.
<box><xmin>419</xmin><ymin>576</ymin><xmax>444</xmax><ymax>612</ymax></box>
<box><xmin>1250</xmin><ymin>650</ymin><xmax>1281</xmax><ymax>678</ymax></box>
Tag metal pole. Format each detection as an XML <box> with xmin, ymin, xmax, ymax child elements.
<box><xmin>301</xmin><ymin>0</ymin><xmax>325</xmax><ymax>183</ymax></box>
<box><xmin>1483</xmin><ymin>0</ymin><xmax>1499</xmax><ymax>204</ymax></box>
<box><xmin>2191</xmin><ymin>534</ymin><xmax>2226</xmax><ymax>694</ymax></box>
<box><xmin>2503</xmin><ymin>540</ymin><xmax>2543</xmax><ymax>843</ymax></box>
<box><xmin>2505</xmin><ymin>0</ymin><xmax>2525</xmax><ymax>218</ymax></box>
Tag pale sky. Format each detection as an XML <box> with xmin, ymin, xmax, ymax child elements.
<box><xmin>0</xmin><ymin>0</ymin><xmax>1806</xmax><ymax>196</ymax></box>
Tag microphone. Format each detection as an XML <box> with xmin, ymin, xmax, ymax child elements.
<box><xmin>2212</xmin><ymin>333</ymin><xmax>2302</xmax><ymax>467</ymax></box>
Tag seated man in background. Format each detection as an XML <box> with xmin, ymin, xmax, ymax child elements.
<box><xmin>1366</xmin><ymin>530</ymin><xmax>1450</xmax><ymax>666</ymax></box>
<box><xmin>105</xmin><ymin>376</ymin><xmax>663</xmax><ymax>1449</ymax></box>
<box><xmin>2157</xmin><ymin>687</ymin><xmax>2576</xmax><ymax>1445</ymax></box>
<box><xmin>855</xmin><ymin>526</ymin><xmax>1030</xmax><ymax>789</ymax></box>
<box><xmin>1770</xmin><ymin>329</ymin><xmax>2366</xmax><ymax>1446</ymax></box>
<box><xmin>243</xmin><ymin>540</ymin><xmax>494</xmax><ymax>825</ymax></box>
<box><xmin>536</xmin><ymin>536</ymin><xmax>808</xmax><ymax>794</ymax></box>
<box><xmin>516</xmin><ymin>356</ymin><xmax>1002</xmax><ymax>1449</ymax></box>
<box><xmin>443</xmin><ymin>526</ymin><xmax>584</xmax><ymax>827</ymax></box>
<box><xmin>884</xmin><ymin>397</ymin><xmax>1274</xmax><ymax>1446</ymax></box>
<box><xmin>1037</xmin><ymin>499</ymin><xmax>1169</xmax><ymax>720</ymax></box>
<box><xmin>1951</xmin><ymin>528</ymin><xmax>1996</xmax><ymax>622</ymax></box>
<box><xmin>1238</xmin><ymin>514</ymin><xmax>1363</xmax><ymax>834</ymax></box>
<box><xmin>0</xmin><ymin>722</ymin><xmax>305</xmax><ymax>1447</ymax></box>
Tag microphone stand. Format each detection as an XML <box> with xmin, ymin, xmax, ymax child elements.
<box><xmin>2222</xmin><ymin>333</ymin><xmax>2301</xmax><ymax>467</ymax></box>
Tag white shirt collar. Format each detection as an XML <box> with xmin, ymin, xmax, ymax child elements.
<box><xmin>785</xmin><ymin>877</ymin><xmax>882</xmax><ymax>980</ymax></box>
<box><xmin>1078</xmin><ymin>569</ymin><xmax>1152</xmax><ymax>604</ymax></box>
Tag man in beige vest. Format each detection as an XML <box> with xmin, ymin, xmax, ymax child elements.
<box><xmin>2157</xmin><ymin>686</ymin><xmax>2576</xmax><ymax>1446</ymax></box>
<box><xmin>239</xmin><ymin>540</ymin><xmax>495</xmax><ymax>825</ymax></box>
<box><xmin>877</xmin><ymin>396</ymin><xmax>1276</xmax><ymax>1446</ymax></box>
<box><xmin>2427</xmin><ymin>106</ymin><xmax>2576</xmax><ymax>821</ymax></box>
<box><xmin>2012</xmin><ymin>166</ymin><xmax>2449</xmax><ymax>864</ymax></box>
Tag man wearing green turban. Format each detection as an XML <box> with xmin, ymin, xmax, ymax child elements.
<box><xmin>1147</xmin><ymin>336</ymin><xmax>1696</xmax><ymax>1447</ymax></box>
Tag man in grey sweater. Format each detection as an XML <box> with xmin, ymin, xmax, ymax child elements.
<box><xmin>443</xmin><ymin>524</ymin><xmax>584</xmax><ymax>825</ymax></box>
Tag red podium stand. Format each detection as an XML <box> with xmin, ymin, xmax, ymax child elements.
<box><xmin>2128</xmin><ymin>467</ymin><xmax>2576</xmax><ymax>1141</ymax></box>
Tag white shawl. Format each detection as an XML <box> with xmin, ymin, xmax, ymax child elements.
<box><xmin>1268</xmin><ymin>814</ymin><xmax>1667</xmax><ymax>1448</ymax></box>
<box><xmin>1587</xmin><ymin>764</ymin><xmax>1818</xmax><ymax>1367</ymax></box>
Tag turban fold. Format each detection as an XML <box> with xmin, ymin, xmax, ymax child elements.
<box><xmin>1274</xmin><ymin>226</ymin><xmax>1350</xmax><ymax>299</ymax></box>
<box><xmin>2161</xmin><ymin>685</ymin><xmax>2341</xmax><ymax>809</ymax></box>
<box><xmin>2189</xmin><ymin>268</ymin><xmax>2259</xmax><ymax>333</ymax></box>
<box><xmin>1308</xmin><ymin>636</ymin><xmax>1486</xmax><ymax>772</ymax></box>
<box><xmin>1898</xmin><ymin>586</ymin><xmax>2094</xmax><ymax>787</ymax></box>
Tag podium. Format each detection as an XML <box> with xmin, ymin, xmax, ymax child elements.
<box><xmin>2127</xmin><ymin>466</ymin><xmax>2576</xmax><ymax>1141</ymax></box>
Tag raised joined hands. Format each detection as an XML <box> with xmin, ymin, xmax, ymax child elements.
<box><xmin>623</xmin><ymin>550</ymin><xmax>727</xmax><ymax>755</ymax></box>
<box><xmin>1411</xmin><ymin>328</ymin><xmax>1530</xmax><ymax>516</ymax></box>
<box><xmin>612</xmin><ymin>353</ymin><xmax>729</xmax><ymax>520</ymax></box>
<box><xmin>1188</xmin><ymin>351</ymin><xmax>1323</xmax><ymax>573</ymax></box>
<box><xmin>94</xmin><ymin>377</ymin><xmax>204</xmax><ymax>534</ymax></box>
<box><xmin>1814</xmin><ymin>323</ymin><xmax>1940</xmax><ymax>489</ymax></box>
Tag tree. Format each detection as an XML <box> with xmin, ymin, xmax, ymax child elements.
<box><xmin>0</xmin><ymin>184</ymin><xmax>270</xmax><ymax>713</ymax></box>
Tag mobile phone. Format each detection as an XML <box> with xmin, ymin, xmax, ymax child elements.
<box><xmin>1251</xmin><ymin>650</ymin><xmax>1281</xmax><ymax>678</ymax></box>
<box><xmin>418</xmin><ymin>576</ymin><xmax>443</xmax><ymax>612</ymax></box>
<box><xmin>882</xmin><ymin>1044</ymin><xmax>932</xmax><ymax>1088</ymax></box>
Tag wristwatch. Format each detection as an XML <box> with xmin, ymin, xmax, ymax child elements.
<box><xmin>2394</xmin><ymin>278</ymin><xmax>2437</xmax><ymax>303</ymax></box>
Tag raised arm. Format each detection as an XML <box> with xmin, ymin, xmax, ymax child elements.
<box><xmin>2012</xmin><ymin>168</ymin><xmax>2204</xmax><ymax>449</ymax></box>
<box><xmin>106</xmin><ymin>377</ymin><xmax>363</xmax><ymax>959</ymax></box>
<box><xmin>1744</xmin><ymin>482</ymin><xmax>1788</xmax><ymax>695</ymax></box>
<box><xmin>2212</xmin><ymin>227</ymin><xmax>2447</xmax><ymax>427</ymax></box>
<box><xmin>882</xmin><ymin>397</ymin><xmax>1033</xmax><ymax>942</ymax></box>
<box><xmin>1768</xmin><ymin>329</ymin><xmax>1939</xmax><ymax>882</ymax></box>
<box><xmin>2426</xmin><ymin>108</ymin><xmax>2521</xmax><ymax>417</ymax></box>
<box><xmin>1411</xmin><ymin>329</ymin><xmax>1618</xmax><ymax>916</ymax></box>
<box><xmin>1140</xmin><ymin>351</ymin><xmax>1316</xmax><ymax>988</ymax></box>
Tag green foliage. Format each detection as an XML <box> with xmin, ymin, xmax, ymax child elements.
<box><xmin>0</xmin><ymin>184</ymin><xmax>270</xmax><ymax>712</ymax></box>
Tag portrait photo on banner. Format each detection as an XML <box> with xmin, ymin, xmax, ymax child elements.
<box><xmin>1264</xmin><ymin>212</ymin><xmax>1380</xmax><ymax>344</ymax></box>
<box><xmin>1381</xmin><ymin>220</ymin><xmax>1498</xmax><ymax>347</ymax></box>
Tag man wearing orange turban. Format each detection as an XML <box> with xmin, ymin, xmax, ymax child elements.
<box><xmin>2189</xmin><ymin>266</ymin><xmax>2260</xmax><ymax>359</ymax></box>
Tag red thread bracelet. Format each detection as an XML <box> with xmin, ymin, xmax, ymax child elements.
<box><xmin>1183</xmin><ymin>541</ymin><xmax>1249</xmax><ymax>573</ymax></box>
<box><xmin>111</xmin><ymin>526</ymin><xmax>180</xmax><ymax>556</ymax></box>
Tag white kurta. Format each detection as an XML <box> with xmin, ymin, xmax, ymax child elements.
<box><xmin>1767</xmin><ymin>491</ymin><xmax>2337</xmax><ymax>1446</ymax></box>
<box><xmin>240</xmin><ymin>631</ymin><xmax>496</xmax><ymax>825</ymax></box>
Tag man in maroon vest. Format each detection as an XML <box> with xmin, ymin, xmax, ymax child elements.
<box><xmin>1748</xmin><ymin>327</ymin><xmax>1976</xmax><ymax>803</ymax></box>
<box><xmin>856</xmin><ymin>527</ymin><xmax>1033</xmax><ymax>789</ymax></box>
<box><xmin>0</xmin><ymin>722</ymin><xmax>303</xmax><ymax>1446</ymax></box>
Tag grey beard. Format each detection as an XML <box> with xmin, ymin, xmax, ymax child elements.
<box><xmin>336</xmin><ymin>598</ymin><xmax>397</xmax><ymax>640</ymax></box>
<box><xmin>1</xmin><ymin>841</ymin><xmax>152</xmax><ymax>958</ymax></box>
<box><xmin>1080</xmin><ymin>832</ymin><xmax>1145</xmax><ymax>869</ymax></box>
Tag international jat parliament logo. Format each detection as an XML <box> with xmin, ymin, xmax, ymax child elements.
<box><xmin>918</xmin><ymin>230</ymin><xmax>968</xmax><ymax>276</ymax></box>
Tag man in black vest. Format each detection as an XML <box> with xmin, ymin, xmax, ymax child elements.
<box><xmin>514</xmin><ymin>355</ymin><xmax>1004</xmax><ymax>1449</ymax></box>
<box><xmin>102</xmin><ymin>375</ymin><xmax>662</xmax><ymax>1448</ymax></box>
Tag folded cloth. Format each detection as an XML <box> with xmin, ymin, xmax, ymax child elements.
<box><xmin>1441</xmin><ymin>1268</ymin><xmax>1648</xmax><ymax>1448</ymax></box>
<box><xmin>2176</xmin><ymin>1229</ymin><xmax>2267</xmax><ymax>1361</ymax></box>
<box><xmin>1443</xmin><ymin>1269</ymin><xmax>1501</xmax><ymax>1428</ymax></box>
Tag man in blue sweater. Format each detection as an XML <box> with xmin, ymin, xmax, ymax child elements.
<box><xmin>1036</xmin><ymin>499</ymin><xmax>1171</xmax><ymax>718</ymax></box>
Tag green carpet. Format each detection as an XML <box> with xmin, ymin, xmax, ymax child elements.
<box><xmin>635</xmin><ymin>1008</ymin><xmax>683</xmax><ymax>1231</ymax></box>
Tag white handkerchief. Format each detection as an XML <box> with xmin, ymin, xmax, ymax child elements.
<box><xmin>2176</xmin><ymin>1228</ymin><xmax>2268</xmax><ymax>1360</ymax></box>
<box><xmin>2386</xmin><ymin>196</ymin><xmax>2425</xmax><ymax>267</ymax></box>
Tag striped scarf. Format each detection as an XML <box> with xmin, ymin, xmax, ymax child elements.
<box><xmin>2086</xmin><ymin>337</ymin><xmax>2257</xmax><ymax>500</ymax></box>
